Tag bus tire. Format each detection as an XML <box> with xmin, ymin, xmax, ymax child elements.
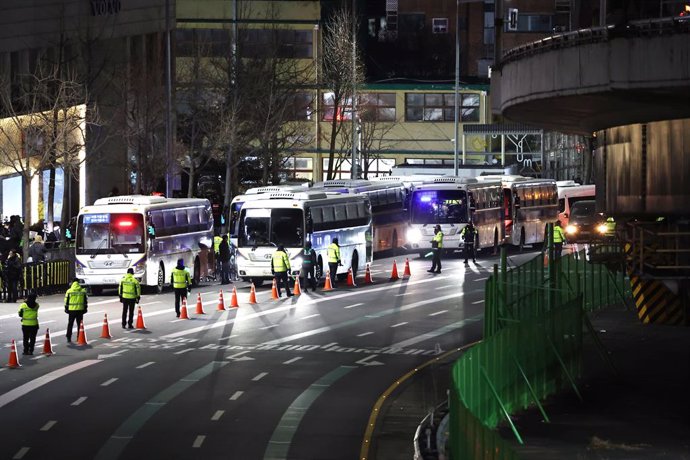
<box><xmin>251</xmin><ymin>278</ymin><xmax>264</xmax><ymax>287</ymax></box>
<box><xmin>519</xmin><ymin>230</ymin><xmax>526</xmax><ymax>253</ymax></box>
<box><xmin>156</xmin><ymin>264</ymin><xmax>165</xmax><ymax>294</ymax></box>
<box><xmin>193</xmin><ymin>257</ymin><xmax>201</xmax><ymax>286</ymax></box>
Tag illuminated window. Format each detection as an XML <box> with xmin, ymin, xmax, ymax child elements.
<box><xmin>405</xmin><ymin>93</ymin><xmax>480</xmax><ymax>122</ymax></box>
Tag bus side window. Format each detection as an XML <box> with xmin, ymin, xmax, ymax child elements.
<box><xmin>558</xmin><ymin>198</ymin><xmax>566</xmax><ymax>213</ymax></box>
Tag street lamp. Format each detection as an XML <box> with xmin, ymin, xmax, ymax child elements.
<box><xmin>453</xmin><ymin>0</ymin><xmax>460</xmax><ymax>176</ymax></box>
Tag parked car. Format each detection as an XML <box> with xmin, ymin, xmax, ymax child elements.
<box><xmin>564</xmin><ymin>200</ymin><xmax>614</xmax><ymax>242</ymax></box>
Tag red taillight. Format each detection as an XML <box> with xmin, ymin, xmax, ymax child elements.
<box><xmin>117</xmin><ymin>220</ymin><xmax>133</xmax><ymax>228</ymax></box>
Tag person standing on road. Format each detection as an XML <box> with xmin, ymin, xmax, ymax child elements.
<box><xmin>460</xmin><ymin>222</ymin><xmax>477</xmax><ymax>264</ymax></box>
<box><xmin>118</xmin><ymin>268</ymin><xmax>141</xmax><ymax>329</ymax></box>
<box><xmin>171</xmin><ymin>259</ymin><xmax>191</xmax><ymax>318</ymax></box>
<box><xmin>18</xmin><ymin>292</ymin><xmax>39</xmax><ymax>355</ymax></box>
<box><xmin>64</xmin><ymin>278</ymin><xmax>87</xmax><ymax>343</ymax></box>
<box><xmin>217</xmin><ymin>235</ymin><xmax>232</xmax><ymax>285</ymax></box>
<box><xmin>553</xmin><ymin>221</ymin><xmax>566</xmax><ymax>258</ymax></box>
<box><xmin>327</xmin><ymin>238</ymin><xmax>341</xmax><ymax>287</ymax></box>
<box><xmin>271</xmin><ymin>245</ymin><xmax>292</xmax><ymax>298</ymax></box>
<box><xmin>4</xmin><ymin>249</ymin><xmax>22</xmax><ymax>302</ymax></box>
<box><xmin>300</xmin><ymin>241</ymin><xmax>317</xmax><ymax>292</ymax></box>
<box><xmin>428</xmin><ymin>225</ymin><xmax>444</xmax><ymax>273</ymax></box>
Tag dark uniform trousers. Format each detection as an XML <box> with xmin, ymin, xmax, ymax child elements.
<box><xmin>174</xmin><ymin>288</ymin><xmax>188</xmax><ymax>316</ymax></box>
<box><xmin>22</xmin><ymin>325</ymin><xmax>38</xmax><ymax>354</ymax></box>
<box><xmin>66</xmin><ymin>311</ymin><xmax>84</xmax><ymax>341</ymax></box>
<box><xmin>302</xmin><ymin>265</ymin><xmax>317</xmax><ymax>291</ymax></box>
<box><xmin>275</xmin><ymin>271</ymin><xmax>292</xmax><ymax>297</ymax></box>
<box><xmin>122</xmin><ymin>299</ymin><xmax>136</xmax><ymax>327</ymax></box>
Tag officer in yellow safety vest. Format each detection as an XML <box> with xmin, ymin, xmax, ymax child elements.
<box><xmin>428</xmin><ymin>225</ymin><xmax>444</xmax><ymax>273</ymax></box>
<box><xmin>64</xmin><ymin>278</ymin><xmax>88</xmax><ymax>343</ymax></box>
<box><xmin>119</xmin><ymin>268</ymin><xmax>141</xmax><ymax>329</ymax></box>
<box><xmin>18</xmin><ymin>291</ymin><xmax>39</xmax><ymax>355</ymax></box>
<box><xmin>327</xmin><ymin>238</ymin><xmax>341</xmax><ymax>287</ymax></box>
<box><xmin>170</xmin><ymin>259</ymin><xmax>192</xmax><ymax>317</ymax></box>
<box><xmin>271</xmin><ymin>245</ymin><xmax>293</xmax><ymax>298</ymax></box>
<box><xmin>553</xmin><ymin>221</ymin><xmax>566</xmax><ymax>258</ymax></box>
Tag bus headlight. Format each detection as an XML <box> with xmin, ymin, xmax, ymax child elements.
<box><xmin>565</xmin><ymin>225</ymin><xmax>578</xmax><ymax>235</ymax></box>
<box><xmin>133</xmin><ymin>260</ymin><xmax>146</xmax><ymax>274</ymax></box>
<box><xmin>407</xmin><ymin>228</ymin><xmax>423</xmax><ymax>244</ymax></box>
<box><xmin>596</xmin><ymin>223</ymin><xmax>609</xmax><ymax>234</ymax></box>
<box><xmin>75</xmin><ymin>264</ymin><xmax>84</xmax><ymax>275</ymax></box>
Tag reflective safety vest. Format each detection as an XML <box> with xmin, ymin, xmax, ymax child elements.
<box><xmin>432</xmin><ymin>231</ymin><xmax>444</xmax><ymax>249</ymax></box>
<box><xmin>119</xmin><ymin>273</ymin><xmax>141</xmax><ymax>300</ymax></box>
<box><xmin>554</xmin><ymin>225</ymin><xmax>566</xmax><ymax>243</ymax></box>
<box><xmin>213</xmin><ymin>236</ymin><xmax>222</xmax><ymax>253</ymax></box>
<box><xmin>272</xmin><ymin>250</ymin><xmax>290</xmax><ymax>272</ymax></box>
<box><xmin>461</xmin><ymin>226</ymin><xmax>475</xmax><ymax>244</ymax></box>
<box><xmin>19</xmin><ymin>302</ymin><xmax>39</xmax><ymax>326</ymax></box>
<box><xmin>171</xmin><ymin>268</ymin><xmax>191</xmax><ymax>289</ymax></box>
<box><xmin>327</xmin><ymin>243</ymin><xmax>340</xmax><ymax>263</ymax></box>
<box><xmin>65</xmin><ymin>282</ymin><xmax>87</xmax><ymax>311</ymax></box>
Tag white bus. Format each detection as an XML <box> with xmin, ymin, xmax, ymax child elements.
<box><xmin>557</xmin><ymin>181</ymin><xmax>596</xmax><ymax>227</ymax></box>
<box><xmin>311</xmin><ymin>179</ymin><xmax>407</xmax><ymax>253</ymax></box>
<box><xmin>236</xmin><ymin>190</ymin><xmax>372</xmax><ymax>285</ymax></box>
<box><xmin>405</xmin><ymin>177</ymin><xmax>503</xmax><ymax>256</ymax></box>
<box><xmin>75</xmin><ymin>195</ymin><xmax>214</xmax><ymax>294</ymax></box>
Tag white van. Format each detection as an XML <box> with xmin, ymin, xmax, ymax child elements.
<box><xmin>557</xmin><ymin>181</ymin><xmax>595</xmax><ymax>227</ymax></box>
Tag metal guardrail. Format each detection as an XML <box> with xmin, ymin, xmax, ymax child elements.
<box><xmin>0</xmin><ymin>260</ymin><xmax>72</xmax><ymax>300</ymax></box>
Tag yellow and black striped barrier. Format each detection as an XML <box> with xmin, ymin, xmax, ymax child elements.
<box><xmin>11</xmin><ymin>260</ymin><xmax>72</xmax><ymax>299</ymax></box>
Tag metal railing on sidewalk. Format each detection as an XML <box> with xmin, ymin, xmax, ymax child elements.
<box><xmin>0</xmin><ymin>260</ymin><xmax>72</xmax><ymax>301</ymax></box>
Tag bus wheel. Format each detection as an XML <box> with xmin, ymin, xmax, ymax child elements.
<box><xmin>193</xmin><ymin>257</ymin><xmax>201</xmax><ymax>286</ymax></box>
<box><xmin>156</xmin><ymin>264</ymin><xmax>165</xmax><ymax>294</ymax></box>
<box><xmin>519</xmin><ymin>230</ymin><xmax>526</xmax><ymax>253</ymax></box>
<box><xmin>251</xmin><ymin>278</ymin><xmax>264</xmax><ymax>287</ymax></box>
<box><xmin>351</xmin><ymin>251</ymin><xmax>359</xmax><ymax>279</ymax></box>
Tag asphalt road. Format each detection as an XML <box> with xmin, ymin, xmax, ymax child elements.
<box><xmin>0</xmin><ymin>250</ymin><xmax>538</xmax><ymax>460</ymax></box>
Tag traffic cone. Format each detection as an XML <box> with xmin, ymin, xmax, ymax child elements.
<box><xmin>180</xmin><ymin>298</ymin><xmax>190</xmax><ymax>319</ymax></box>
<box><xmin>195</xmin><ymin>293</ymin><xmax>205</xmax><ymax>315</ymax></box>
<box><xmin>293</xmin><ymin>277</ymin><xmax>301</xmax><ymax>296</ymax></box>
<box><xmin>364</xmin><ymin>264</ymin><xmax>373</xmax><ymax>284</ymax></box>
<box><xmin>76</xmin><ymin>321</ymin><xmax>88</xmax><ymax>345</ymax></box>
<box><xmin>42</xmin><ymin>329</ymin><xmax>55</xmax><ymax>356</ymax></box>
<box><xmin>323</xmin><ymin>270</ymin><xmax>333</xmax><ymax>291</ymax></box>
<box><xmin>248</xmin><ymin>283</ymin><xmax>258</xmax><ymax>304</ymax></box>
<box><xmin>7</xmin><ymin>339</ymin><xmax>21</xmax><ymax>368</ymax></box>
<box><xmin>403</xmin><ymin>258</ymin><xmax>411</xmax><ymax>278</ymax></box>
<box><xmin>346</xmin><ymin>268</ymin><xmax>356</xmax><ymax>287</ymax></box>
<box><xmin>229</xmin><ymin>286</ymin><xmax>239</xmax><ymax>308</ymax></box>
<box><xmin>543</xmin><ymin>251</ymin><xmax>549</xmax><ymax>268</ymax></box>
<box><xmin>100</xmin><ymin>313</ymin><xmax>112</xmax><ymax>339</ymax></box>
<box><xmin>217</xmin><ymin>290</ymin><xmax>225</xmax><ymax>311</ymax></box>
<box><xmin>135</xmin><ymin>306</ymin><xmax>146</xmax><ymax>329</ymax></box>
<box><xmin>271</xmin><ymin>278</ymin><xmax>279</xmax><ymax>300</ymax></box>
<box><xmin>389</xmin><ymin>260</ymin><xmax>400</xmax><ymax>281</ymax></box>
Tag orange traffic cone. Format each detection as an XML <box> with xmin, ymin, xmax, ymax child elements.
<box><xmin>217</xmin><ymin>290</ymin><xmax>226</xmax><ymax>311</ymax></box>
<box><xmin>229</xmin><ymin>286</ymin><xmax>239</xmax><ymax>308</ymax></box>
<box><xmin>389</xmin><ymin>260</ymin><xmax>400</xmax><ymax>281</ymax></box>
<box><xmin>346</xmin><ymin>268</ymin><xmax>356</xmax><ymax>287</ymax></box>
<box><xmin>403</xmin><ymin>258</ymin><xmax>411</xmax><ymax>278</ymax></box>
<box><xmin>293</xmin><ymin>277</ymin><xmax>301</xmax><ymax>296</ymax></box>
<box><xmin>135</xmin><ymin>306</ymin><xmax>146</xmax><ymax>329</ymax></box>
<box><xmin>42</xmin><ymin>329</ymin><xmax>55</xmax><ymax>356</ymax></box>
<box><xmin>76</xmin><ymin>321</ymin><xmax>88</xmax><ymax>345</ymax></box>
<box><xmin>323</xmin><ymin>270</ymin><xmax>333</xmax><ymax>291</ymax></box>
<box><xmin>248</xmin><ymin>283</ymin><xmax>258</xmax><ymax>304</ymax></box>
<box><xmin>543</xmin><ymin>251</ymin><xmax>549</xmax><ymax>268</ymax></box>
<box><xmin>100</xmin><ymin>313</ymin><xmax>112</xmax><ymax>339</ymax></box>
<box><xmin>7</xmin><ymin>339</ymin><xmax>21</xmax><ymax>368</ymax></box>
<box><xmin>364</xmin><ymin>264</ymin><xmax>373</xmax><ymax>284</ymax></box>
<box><xmin>195</xmin><ymin>293</ymin><xmax>205</xmax><ymax>315</ymax></box>
<box><xmin>180</xmin><ymin>298</ymin><xmax>190</xmax><ymax>319</ymax></box>
<box><xmin>271</xmin><ymin>278</ymin><xmax>279</xmax><ymax>300</ymax></box>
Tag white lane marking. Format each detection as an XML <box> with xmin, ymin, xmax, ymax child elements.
<box><xmin>472</xmin><ymin>299</ymin><xmax>485</xmax><ymax>304</ymax></box>
<box><xmin>174</xmin><ymin>348</ymin><xmax>194</xmax><ymax>355</ymax></box>
<box><xmin>475</xmin><ymin>277</ymin><xmax>488</xmax><ymax>281</ymax></box>
<box><xmin>31</xmin><ymin>355</ymin><xmax>46</xmax><ymax>361</ymax></box>
<box><xmin>0</xmin><ymin>361</ymin><xmax>100</xmax><ymax>410</ymax></box>
<box><xmin>229</xmin><ymin>391</ymin><xmax>244</xmax><ymax>401</ymax></box>
<box><xmin>252</xmin><ymin>372</ymin><xmax>268</xmax><ymax>382</ymax></box>
<box><xmin>283</xmin><ymin>357</ymin><xmax>302</xmax><ymax>365</ymax></box>
<box><xmin>429</xmin><ymin>310</ymin><xmax>448</xmax><ymax>316</ymax></box>
<box><xmin>391</xmin><ymin>322</ymin><xmax>407</xmax><ymax>328</ymax></box>
<box><xmin>71</xmin><ymin>396</ymin><xmax>88</xmax><ymax>406</ymax></box>
<box><xmin>389</xmin><ymin>316</ymin><xmax>481</xmax><ymax>349</ymax></box>
<box><xmin>136</xmin><ymin>362</ymin><xmax>155</xmax><ymax>369</ymax></box>
<box><xmin>344</xmin><ymin>303</ymin><xmax>363</xmax><ymax>309</ymax></box>
<box><xmin>439</xmin><ymin>284</ymin><xmax>456</xmax><ymax>289</ymax></box>
<box><xmin>41</xmin><ymin>320</ymin><xmax>56</xmax><ymax>324</ymax></box>
<box><xmin>139</xmin><ymin>301</ymin><xmax>162</xmax><ymax>306</ymax></box>
<box><xmin>192</xmin><ymin>435</ymin><xmax>206</xmax><ymax>448</ymax></box>
<box><xmin>300</xmin><ymin>314</ymin><xmax>319</xmax><ymax>320</ymax></box>
<box><xmin>395</xmin><ymin>293</ymin><xmax>406</xmax><ymax>297</ymax></box>
<box><xmin>101</xmin><ymin>378</ymin><xmax>118</xmax><ymax>387</ymax></box>
<box><xmin>12</xmin><ymin>447</ymin><xmax>29</xmax><ymax>459</ymax></box>
<box><xmin>260</xmin><ymin>325</ymin><xmax>278</xmax><ymax>330</ymax></box>
<box><xmin>40</xmin><ymin>420</ymin><xmax>57</xmax><ymax>431</ymax></box>
<box><xmin>357</xmin><ymin>332</ymin><xmax>373</xmax><ymax>337</ymax></box>
<box><xmin>211</xmin><ymin>410</ymin><xmax>224</xmax><ymax>421</ymax></box>
<box><xmin>369</xmin><ymin>270</ymin><xmax>383</xmax><ymax>274</ymax></box>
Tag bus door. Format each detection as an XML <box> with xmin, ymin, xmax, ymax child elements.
<box><xmin>503</xmin><ymin>188</ymin><xmax>513</xmax><ymax>239</ymax></box>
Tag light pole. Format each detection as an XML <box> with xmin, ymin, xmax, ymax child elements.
<box><xmin>350</xmin><ymin>0</ymin><xmax>358</xmax><ymax>179</ymax></box>
<box><xmin>453</xmin><ymin>0</ymin><xmax>460</xmax><ymax>176</ymax></box>
<box><xmin>165</xmin><ymin>0</ymin><xmax>173</xmax><ymax>198</ymax></box>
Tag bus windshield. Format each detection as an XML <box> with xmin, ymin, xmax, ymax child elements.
<box><xmin>76</xmin><ymin>213</ymin><xmax>145</xmax><ymax>255</ymax></box>
<box><xmin>410</xmin><ymin>190</ymin><xmax>468</xmax><ymax>224</ymax></box>
<box><xmin>239</xmin><ymin>208</ymin><xmax>303</xmax><ymax>248</ymax></box>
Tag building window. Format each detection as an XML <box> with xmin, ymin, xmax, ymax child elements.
<box><xmin>2</xmin><ymin>175</ymin><xmax>23</xmax><ymax>220</ymax></box>
<box><xmin>322</xmin><ymin>158</ymin><xmax>395</xmax><ymax>180</ymax></box>
<box><xmin>175</xmin><ymin>29</ymin><xmax>230</xmax><ymax>57</ymax></box>
<box><xmin>286</xmin><ymin>92</ymin><xmax>314</xmax><ymax>121</ymax></box>
<box><xmin>432</xmin><ymin>18</ymin><xmax>448</xmax><ymax>34</ymax></box>
<box><xmin>405</xmin><ymin>93</ymin><xmax>481</xmax><ymax>123</ymax></box>
<box><xmin>322</xmin><ymin>92</ymin><xmax>396</xmax><ymax>122</ymax></box>
<box><xmin>281</xmin><ymin>157</ymin><xmax>313</xmax><ymax>181</ymax></box>
<box><xmin>240</xmin><ymin>29</ymin><xmax>313</xmax><ymax>59</ymax></box>
<box><xmin>507</xmin><ymin>14</ymin><xmax>553</xmax><ymax>32</ymax></box>
<box><xmin>405</xmin><ymin>158</ymin><xmax>455</xmax><ymax>166</ymax></box>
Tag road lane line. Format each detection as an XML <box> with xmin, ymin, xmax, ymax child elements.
<box><xmin>229</xmin><ymin>391</ymin><xmax>244</xmax><ymax>401</ymax></box>
<box><xmin>0</xmin><ymin>361</ymin><xmax>101</xmax><ymax>410</ymax></box>
<box><xmin>136</xmin><ymin>362</ymin><xmax>155</xmax><ymax>369</ymax></box>
<box><xmin>260</xmin><ymin>325</ymin><xmax>278</xmax><ymax>330</ymax></box>
<box><xmin>429</xmin><ymin>310</ymin><xmax>448</xmax><ymax>316</ymax></box>
<box><xmin>211</xmin><ymin>410</ymin><xmax>224</xmax><ymax>421</ymax></box>
<box><xmin>283</xmin><ymin>357</ymin><xmax>302</xmax><ymax>365</ymax></box>
<box><xmin>389</xmin><ymin>316</ymin><xmax>482</xmax><ymax>349</ymax></box>
<box><xmin>193</xmin><ymin>435</ymin><xmax>206</xmax><ymax>448</ymax></box>
<box><xmin>12</xmin><ymin>447</ymin><xmax>29</xmax><ymax>459</ymax></box>
<box><xmin>252</xmin><ymin>372</ymin><xmax>268</xmax><ymax>381</ymax></box>
<box><xmin>101</xmin><ymin>378</ymin><xmax>118</xmax><ymax>387</ymax></box>
<box><xmin>344</xmin><ymin>302</ymin><xmax>363</xmax><ymax>309</ymax></box>
<box><xmin>475</xmin><ymin>277</ymin><xmax>488</xmax><ymax>281</ymax></box>
<box><xmin>174</xmin><ymin>348</ymin><xmax>195</xmax><ymax>355</ymax></box>
<box><xmin>472</xmin><ymin>299</ymin><xmax>485</xmax><ymax>304</ymax></box>
<box><xmin>40</xmin><ymin>421</ymin><xmax>57</xmax><ymax>431</ymax></box>
<box><xmin>357</xmin><ymin>332</ymin><xmax>373</xmax><ymax>337</ymax></box>
<box><xmin>71</xmin><ymin>397</ymin><xmax>88</xmax><ymax>406</ymax></box>
<box><xmin>300</xmin><ymin>314</ymin><xmax>319</xmax><ymax>320</ymax></box>
<box><xmin>391</xmin><ymin>322</ymin><xmax>407</xmax><ymax>328</ymax></box>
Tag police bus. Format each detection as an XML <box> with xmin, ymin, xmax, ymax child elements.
<box><xmin>75</xmin><ymin>195</ymin><xmax>214</xmax><ymax>294</ymax></box>
<box><xmin>236</xmin><ymin>190</ymin><xmax>372</xmax><ymax>285</ymax></box>
<box><xmin>311</xmin><ymin>179</ymin><xmax>407</xmax><ymax>253</ymax></box>
<box><xmin>405</xmin><ymin>177</ymin><xmax>503</xmax><ymax>257</ymax></box>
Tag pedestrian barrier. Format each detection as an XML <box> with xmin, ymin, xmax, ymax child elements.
<box><xmin>42</xmin><ymin>329</ymin><xmax>55</xmax><ymax>355</ymax></box>
<box><xmin>76</xmin><ymin>321</ymin><xmax>88</xmax><ymax>345</ymax></box>
<box><xmin>100</xmin><ymin>314</ymin><xmax>112</xmax><ymax>339</ymax></box>
<box><xmin>4</xmin><ymin>260</ymin><xmax>71</xmax><ymax>300</ymax></box>
<box><xmin>7</xmin><ymin>339</ymin><xmax>20</xmax><ymax>368</ymax></box>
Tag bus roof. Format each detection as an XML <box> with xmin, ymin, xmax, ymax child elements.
<box><xmin>312</xmin><ymin>179</ymin><xmax>404</xmax><ymax>194</ymax></box>
<box><xmin>87</xmin><ymin>195</ymin><xmax>210</xmax><ymax>210</ymax></box>
<box><xmin>557</xmin><ymin>183</ymin><xmax>595</xmax><ymax>199</ymax></box>
<box><xmin>240</xmin><ymin>191</ymin><xmax>368</xmax><ymax>207</ymax></box>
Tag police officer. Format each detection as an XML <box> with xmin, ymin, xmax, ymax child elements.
<box><xmin>271</xmin><ymin>245</ymin><xmax>292</xmax><ymax>298</ymax></box>
<box><xmin>553</xmin><ymin>221</ymin><xmax>566</xmax><ymax>258</ymax></box>
<box><xmin>18</xmin><ymin>292</ymin><xmax>39</xmax><ymax>355</ymax></box>
<box><xmin>170</xmin><ymin>259</ymin><xmax>191</xmax><ymax>317</ymax></box>
<box><xmin>327</xmin><ymin>238</ymin><xmax>341</xmax><ymax>287</ymax></box>
<box><xmin>218</xmin><ymin>235</ymin><xmax>232</xmax><ymax>284</ymax></box>
<box><xmin>118</xmin><ymin>268</ymin><xmax>141</xmax><ymax>329</ymax></box>
<box><xmin>428</xmin><ymin>225</ymin><xmax>444</xmax><ymax>273</ymax></box>
<box><xmin>300</xmin><ymin>241</ymin><xmax>318</xmax><ymax>292</ymax></box>
<box><xmin>460</xmin><ymin>221</ymin><xmax>477</xmax><ymax>264</ymax></box>
<box><xmin>64</xmin><ymin>278</ymin><xmax>87</xmax><ymax>343</ymax></box>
